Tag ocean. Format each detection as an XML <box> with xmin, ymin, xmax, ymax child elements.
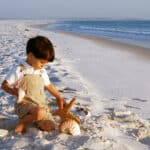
<box><xmin>44</xmin><ymin>20</ymin><xmax>150</xmax><ymax>49</ymax></box>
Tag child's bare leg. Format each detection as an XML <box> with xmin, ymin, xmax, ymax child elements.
<box><xmin>15</xmin><ymin>107</ymin><xmax>46</xmax><ymax>133</ymax></box>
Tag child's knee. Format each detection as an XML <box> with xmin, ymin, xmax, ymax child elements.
<box><xmin>31</xmin><ymin>107</ymin><xmax>46</xmax><ymax>121</ymax></box>
<box><xmin>36</xmin><ymin>108</ymin><xmax>46</xmax><ymax>121</ymax></box>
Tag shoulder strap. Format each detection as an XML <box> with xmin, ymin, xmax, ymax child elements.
<box><xmin>19</xmin><ymin>64</ymin><xmax>26</xmax><ymax>73</ymax></box>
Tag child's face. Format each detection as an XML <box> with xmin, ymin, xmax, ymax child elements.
<box><xmin>28</xmin><ymin>53</ymin><xmax>48</xmax><ymax>70</ymax></box>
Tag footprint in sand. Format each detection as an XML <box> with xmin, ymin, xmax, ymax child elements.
<box><xmin>50</xmin><ymin>76</ymin><xmax>61</xmax><ymax>83</ymax></box>
<box><xmin>1</xmin><ymin>68</ymin><xmax>10</xmax><ymax>74</ymax></box>
<box><xmin>59</xmin><ymin>87</ymin><xmax>77</xmax><ymax>94</ymax></box>
<box><xmin>49</xmin><ymin>68</ymin><xmax>58</xmax><ymax>73</ymax></box>
<box><xmin>105</xmin><ymin>107</ymin><xmax>114</xmax><ymax>112</ymax></box>
<box><xmin>0</xmin><ymin>118</ymin><xmax>17</xmax><ymax>131</ymax></box>
<box><xmin>110</xmin><ymin>98</ymin><xmax>118</xmax><ymax>101</ymax></box>
<box><xmin>132</xmin><ymin>98</ymin><xmax>147</xmax><ymax>102</ymax></box>
<box><xmin>62</xmin><ymin>72</ymin><xmax>69</xmax><ymax>77</ymax></box>
<box><xmin>65</xmin><ymin>136</ymin><xmax>90</xmax><ymax>149</ymax></box>
<box><xmin>124</xmin><ymin>104</ymin><xmax>141</xmax><ymax>110</ymax></box>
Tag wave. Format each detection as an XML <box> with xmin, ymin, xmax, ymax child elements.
<box><xmin>47</xmin><ymin>20</ymin><xmax>150</xmax><ymax>48</ymax></box>
<box><xmin>79</xmin><ymin>26</ymin><xmax>150</xmax><ymax>36</ymax></box>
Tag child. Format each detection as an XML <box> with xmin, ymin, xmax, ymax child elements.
<box><xmin>1</xmin><ymin>35</ymin><xmax>65</xmax><ymax>134</ymax></box>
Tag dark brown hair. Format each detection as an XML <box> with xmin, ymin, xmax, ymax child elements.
<box><xmin>26</xmin><ymin>35</ymin><xmax>55</xmax><ymax>62</ymax></box>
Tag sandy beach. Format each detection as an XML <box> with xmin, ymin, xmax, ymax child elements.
<box><xmin>0</xmin><ymin>20</ymin><xmax>150</xmax><ymax>150</ymax></box>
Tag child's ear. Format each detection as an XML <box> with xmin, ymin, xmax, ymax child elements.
<box><xmin>28</xmin><ymin>52</ymin><xmax>33</xmax><ymax>59</ymax></box>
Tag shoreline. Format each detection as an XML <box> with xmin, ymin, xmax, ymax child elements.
<box><xmin>52</xmin><ymin>30</ymin><xmax>150</xmax><ymax>61</ymax></box>
<box><xmin>37</xmin><ymin>20</ymin><xmax>150</xmax><ymax>60</ymax></box>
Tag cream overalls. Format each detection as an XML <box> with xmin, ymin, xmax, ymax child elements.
<box><xmin>15</xmin><ymin>65</ymin><xmax>54</xmax><ymax>121</ymax></box>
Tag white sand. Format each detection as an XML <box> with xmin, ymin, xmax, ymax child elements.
<box><xmin>0</xmin><ymin>20</ymin><xmax>150</xmax><ymax>150</ymax></box>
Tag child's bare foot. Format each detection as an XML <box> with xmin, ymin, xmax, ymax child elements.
<box><xmin>37</xmin><ymin>120</ymin><xmax>57</xmax><ymax>132</ymax></box>
<box><xmin>15</xmin><ymin>123</ymin><xmax>25</xmax><ymax>134</ymax></box>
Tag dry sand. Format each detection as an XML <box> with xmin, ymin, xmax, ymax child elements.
<box><xmin>0</xmin><ymin>20</ymin><xmax>150</xmax><ymax>150</ymax></box>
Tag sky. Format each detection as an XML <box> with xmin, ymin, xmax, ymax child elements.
<box><xmin>0</xmin><ymin>0</ymin><xmax>150</xmax><ymax>19</ymax></box>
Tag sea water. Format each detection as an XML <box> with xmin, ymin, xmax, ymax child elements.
<box><xmin>45</xmin><ymin>20</ymin><xmax>150</xmax><ymax>48</ymax></box>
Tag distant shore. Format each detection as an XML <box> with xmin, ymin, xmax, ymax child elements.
<box><xmin>34</xmin><ymin>20</ymin><xmax>150</xmax><ymax>61</ymax></box>
<box><xmin>52</xmin><ymin>29</ymin><xmax>150</xmax><ymax>61</ymax></box>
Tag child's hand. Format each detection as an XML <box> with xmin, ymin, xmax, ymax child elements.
<box><xmin>58</xmin><ymin>98</ymin><xmax>66</xmax><ymax>110</ymax></box>
<box><xmin>12</xmin><ymin>87</ymin><xmax>19</xmax><ymax>98</ymax></box>
<box><xmin>1</xmin><ymin>80</ymin><xmax>18</xmax><ymax>98</ymax></box>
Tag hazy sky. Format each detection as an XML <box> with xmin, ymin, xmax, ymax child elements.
<box><xmin>0</xmin><ymin>0</ymin><xmax>150</xmax><ymax>19</ymax></box>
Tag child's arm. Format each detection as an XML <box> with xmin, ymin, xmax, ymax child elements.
<box><xmin>45</xmin><ymin>84</ymin><xmax>65</xmax><ymax>109</ymax></box>
<box><xmin>1</xmin><ymin>80</ymin><xmax>18</xmax><ymax>97</ymax></box>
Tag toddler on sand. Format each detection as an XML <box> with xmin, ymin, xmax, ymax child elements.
<box><xmin>1</xmin><ymin>35</ymin><xmax>65</xmax><ymax>133</ymax></box>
